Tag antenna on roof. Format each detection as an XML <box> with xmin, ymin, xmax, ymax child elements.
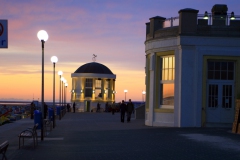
<box><xmin>92</xmin><ymin>54</ymin><xmax>97</xmax><ymax>62</ymax></box>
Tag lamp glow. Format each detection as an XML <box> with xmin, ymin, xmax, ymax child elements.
<box><xmin>51</xmin><ymin>56</ymin><xmax>58</xmax><ymax>63</ymax></box>
<box><xmin>37</xmin><ymin>30</ymin><xmax>48</xmax><ymax>42</ymax></box>
<box><xmin>230</xmin><ymin>12</ymin><xmax>235</xmax><ymax>20</ymax></box>
<box><xmin>58</xmin><ymin>70</ymin><xmax>63</xmax><ymax>76</ymax></box>
<box><xmin>203</xmin><ymin>11</ymin><xmax>208</xmax><ymax>19</ymax></box>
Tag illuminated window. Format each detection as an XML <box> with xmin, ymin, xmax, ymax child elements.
<box><xmin>160</xmin><ymin>56</ymin><xmax>175</xmax><ymax>107</ymax></box>
<box><xmin>160</xmin><ymin>83</ymin><xmax>174</xmax><ymax>105</ymax></box>
<box><xmin>95</xmin><ymin>79</ymin><xmax>102</xmax><ymax>98</ymax></box>
<box><xmin>162</xmin><ymin>56</ymin><xmax>175</xmax><ymax>80</ymax></box>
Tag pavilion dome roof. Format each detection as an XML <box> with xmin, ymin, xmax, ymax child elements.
<box><xmin>74</xmin><ymin>62</ymin><xmax>114</xmax><ymax>74</ymax></box>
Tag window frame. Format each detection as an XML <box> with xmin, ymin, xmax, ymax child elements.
<box><xmin>159</xmin><ymin>55</ymin><xmax>175</xmax><ymax>109</ymax></box>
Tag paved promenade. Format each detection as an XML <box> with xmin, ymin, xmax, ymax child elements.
<box><xmin>1</xmin><ymin>112</ymin><xmax>240</xmax><ymax>160</ymax></box>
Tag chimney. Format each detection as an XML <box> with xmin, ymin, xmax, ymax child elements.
<box><xmin>149</xmin><ymin>16</ymin><xmax>166</xmax><ymax>38</ymax></box>
<box><xmin>178</xmin><ymin>8</ymin><xmax>199</xmax><ymax>35</ymax></box>
<box><xmin>211</xmin><ymin>4</ymin><xmax>228</xmax><ymax>26</ymax></box>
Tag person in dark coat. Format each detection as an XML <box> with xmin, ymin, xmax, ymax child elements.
<box><xmin>120</xmin><ymin>100</ymin><xmax>127</xmax><ymax>123</ymax></box>
<box><xmin>67</xmin><ymin>103</ymin><xmax>70</xmax><ymax>112</ymax></box>
<box><xmin>126</xmin><ymin>99</ymin><xmax>134</xmax><ymax>122</ymax></box>
<box><xmin>97</xmin><ymin>102</ymin><xmax>100</xmax><ymax>112</ymax></box>
<box><xmin>73</xmin><ymin>102</ymin><xmax>76</xmax><ymax>113</ymax></box>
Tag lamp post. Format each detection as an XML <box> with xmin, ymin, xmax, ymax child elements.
<box><xmin>37</xmin><ymin>30</ymin><xmax>48</xmax><ymax>141</ymax></box>
<box><xmin>51</xmin><ymin>56</ymin><xmax>58</xmax><ymax>109</ymax></box>
<box><xmin>124</xmin><ymin>90</ymin><xmax>128</xmax><ymax>101</ymax></box>
<box><xmin>65</xmin><ymin>83</ymin><xmax>68</xmax><ymax>106</ymax></box>
<box><xmin>63</xmin><ymin>79</ymin><xmax>67</xmax><ymax>106</ymax></box>
<box><xmin>142</xmin><ymin>91</ymin><xmax>146</xmax><ymax>102</ymax></box>
<box><xmin>61</xmin><ymin>77</ymin><xmax>65</xmax><ymax>106</ymax></box>
<box><xmin>58</xmin><ymin>71</ymin><xmax>63</xmax><ymax>107</ymax></box>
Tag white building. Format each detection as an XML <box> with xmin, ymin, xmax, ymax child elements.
<box><xmin>145</xmin><ymin>4</ymin><xmax>240</xmax><ymax>127</ymax></box>
<box><xmin>71</xmin><ymin>62</ymin><xmax>116</xmax><ymax>112</ymax></box>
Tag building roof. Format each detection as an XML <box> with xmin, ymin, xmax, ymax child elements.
<box><xmin>74</xmin><ymin>62</ymin><xmax>114</xmax><ymax>74</ymax></box>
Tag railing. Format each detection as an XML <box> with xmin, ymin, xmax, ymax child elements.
<box><xmin>163</xmin><ymin>17</ymin><xmax>179</xmax><ymax>28</ymax></box>
<box><xmin>198</xmin><ymin>13</ymin><xmax>240</xmax><ymax>26</ymax></box>
<box><xmin>162</xmin><ymin>13</ymin><xmax>240</xmax><ymax>29</ymax></box>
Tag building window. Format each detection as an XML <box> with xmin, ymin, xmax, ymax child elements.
<box><xmin>162</xmin><ymin>56</ymin><xmax>175</xmax><ymax>80</ymax></box>
<box><xmin>160</xmin><ymin>56</ymin><xmax>175</xmax><ymax>107</ymax></box>
<box><xmin>95</xmin><ymin>79</ymin><xmax>102</xmax><ymax>98</ymax></box>
<box><xmin>85</xmin><ymin>79</ymin><xmax>92</xmax><ymax>97</ymax></box>
<box><xmin>207</xmin><ymin>61</ymin><xmax>234</xmax><ymax>80</ymax></box>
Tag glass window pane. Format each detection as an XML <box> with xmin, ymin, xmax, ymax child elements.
<box><xmin>164</xmin><ymin>69</ymin><xmax>168</xmax><ymax>80</ymax></box>
<box><xmin>169</xmin><ymin>69</ymin><xmax>173</xmax><ymax>80</ymax></box>
<box><xmin>95</xmin><ymin>89</ymin><xmax>102</xmax><ymax>98</ymax></box>
<box><xmin>221</xmin><ymin>71</ymin><xmax>227</xmax><ymax>80</ymax></box>
<box><xmin>215</xmin><ymin>71</ymin><xmax>220</xmax><ymax>79</ymax></box>
<box><xmin>208</xmin><ymin>71</ymin><xmax>214</xmax><ymax>79</ymax></box>
<box><xmin>162</xmin><ymin>58</ymin><xmax>164</xmax><ymax>69</ymax></box>
<box><xmin>95</xmin><ymin>80</ymin><xmax>101</xmax><ymax>88</ymax></box>
<box><xmin>221</xmin><ymin>62</ymin><xmax>227</xmax><ymax>70</ymax></box>
<box><xmin>228</xmin><ymin>71</ymin><xmax>234</xmax><ymax>80</ymax></box>
<box><xmin>229</xmin><ymin>97</ymin><xmax>232</xmax><ymax>108</ymax></box>
<box><xmin>173</xmin><ymin>57</ymin><xmax>175</xmax><ymax>69</ymax></box>
<box><xmin>169</xmin><ymin>57</ymin><xmax>173</xmax><ymax>68</ymax></box>
<box><xmin>215</xmin><ymin>62</ymin><xmax>220</xmax><ymax>70</ymax></box>
<box><xmin>85</xmin><ymin>89</ymin><xmax>92</xmax><ymax>97</ymax></box>
<box><xmin>172</xmin><ymin>69</ymin><xmax>175</xmax><ymax>80</ymax></box>
<box><xmin>164</xmin><ymin>58</ymin><xmax>168</xmax><ymax>68</ymax></box>
<box><xmin>162</xmin><ymin>70</ymin><xmax>165</xmax><ymax>80</ymax></box>
<box><xmin>161</xmin><ymin>83</ymin><xmax>174</xmax><ymax>105</ymax></box>
<box><xmin>208</xmin><ymin>62</ymin><xmax>214</xmax><ymax>70</ymax></box>
<box><xmin>228</xmin><ymin>62</ymin><xmax>234</xmax><ymax>71</ymax></box>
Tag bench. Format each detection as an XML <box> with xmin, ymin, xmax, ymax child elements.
<box><xmin>18</xmin><ymin>123</ymin><xmax>38</xmax><ymax>149</ymax></box>
<box><xmin>0</xmin><ymin>141</ymin><xmax>9</xmax><ymax>160</ymax></box>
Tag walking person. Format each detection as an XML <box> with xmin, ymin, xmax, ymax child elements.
<box><xmin>120</xmin><ymin>100</ymin><xmax>127</xmax><ymax>123</ymax></box>
<box><xmin>105</xmin><ymin>102</ymin><xmax>108</xmax><ymax>112</ymax></box>
<box><xmin>73</xmin><ymin>102</ymin><xmax>76</xmax><ymax>113</ymax></box>
<box><xmin>127</xmin><ymin>99</ymin><xmax>134</xmax><ymax>122</ymax></box>
<box><xmin>97</xmin><ymin>102</ymin><xmax>100</xmax><ymax>112</ymax></box>
<box><xmin>67</xmin><ymin>103</ymin><xmax>70</xmax><ymax>112</ymax></box>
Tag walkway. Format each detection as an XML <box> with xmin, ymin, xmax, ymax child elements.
<box><xmin>1</xmin><ymin>112</ymin><xmax>240</xmax><ymax>160</ymax></box>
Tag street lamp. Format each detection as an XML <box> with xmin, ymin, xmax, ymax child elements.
<box><xmin>58</xmin><ymin>71</ymin><xmax>63</xmax><ymax>106</ymax></box>
<box><xmin>142</xmin><ymin>91</ymin><xmax>146</xmax><ymax>102</ymax></box>
<box><xmin>124</xmin><ymin>89</ymin><xmax>128</xmax><ymax>101</ymax></box>
<box><xmin>51</xmin><ymin>56</ymin><xmax>58</xmax><ymax>110</ymax></box>
<box><xmin>37</xmin><ymin>30</ymin><xmax>48</xmax><ymax>141</ymax></box>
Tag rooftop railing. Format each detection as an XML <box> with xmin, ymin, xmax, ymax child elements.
<box><xmin>198</xmin><ymin>13</ymin><xmax>240</xmax><ymax>26</ymax></box>
<box><xmin>163</xmin><ymin>17</ymin><xmax>179</xmax><ymax>28</ymax></box>
<box><xmin>162</xmin><ymin>13</ymin><xmax>240</xmax><ymax>28</ymax></box>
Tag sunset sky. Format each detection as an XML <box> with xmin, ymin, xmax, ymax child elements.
<box><xmin>0</xmin><ymin>0</ymin><xmax>239</xmax><ymax>102</ymax></box>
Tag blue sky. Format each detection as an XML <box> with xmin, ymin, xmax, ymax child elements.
<box><xmin>0</xmin><ymin>0</ymin><xmax>239</xmax><ymax>101</ymax></box>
